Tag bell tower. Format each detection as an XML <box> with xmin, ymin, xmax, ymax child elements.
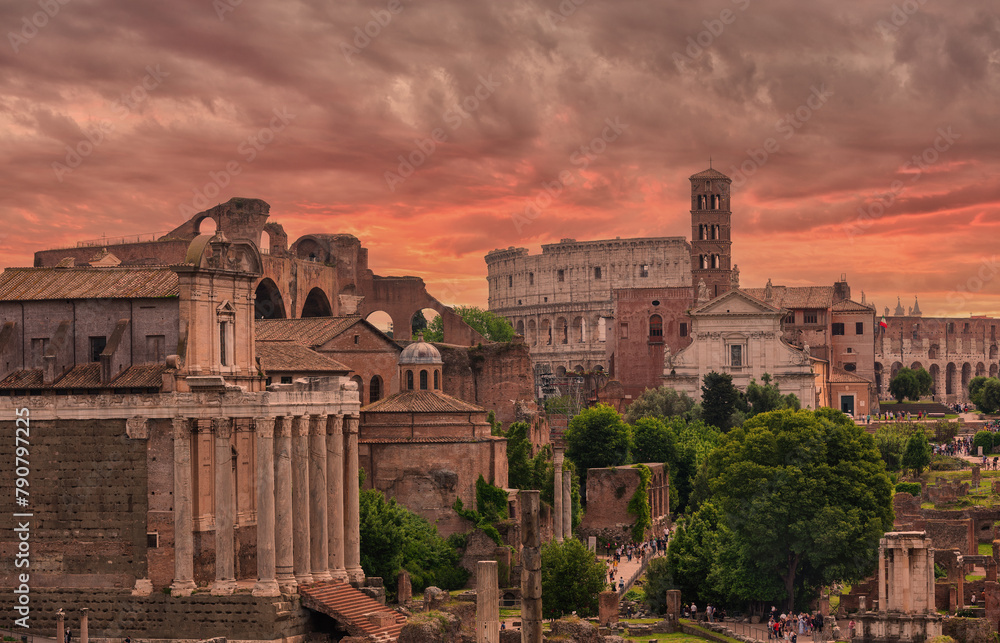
<box><xmin>689</xmin><ymin>167</ymin><xmax>733</xmax><ymax>299</ymax></box>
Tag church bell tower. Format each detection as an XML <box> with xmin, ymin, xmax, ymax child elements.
<box><xmin>689</xmin><ymin>167</ymin><xmax>733</xmax><ymax>299</ymax></box>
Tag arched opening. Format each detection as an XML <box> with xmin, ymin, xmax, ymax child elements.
<box><xmin>573</xmin><ymin>365</ymin><xmax>584</xmax><ymax>374</ymax></box>
<box><xmin>411</xmin><ymin>308</ymin><xmax>441</xmax><ymax>341</ymax></box>
<box><xmin>649</xmin><ymin>315</ymin><xmax>663</xmax><ymax>342</ymax></box>
<box><xmin>890</xmin><ymin>362</ymin><xmax>902</xmax><ymax>381</ymax></box>
<box><xmin>351</xmin><ymin>375</ymin><xmax>364</xmax><ymax>402</ymax></box>
<box><xmin>597</xmin><ymin>318</ymin><xmax>607</xmax><ymax>342</ymax></box>
<box><xmin>929</xmin><ymin>363</ymin><xmax>940</xmax><ymax>397</ymax></box>
<box><xmin>991</xmin><ymin>345</ymin><xmax>998</xmax><ymax>360</ymax></box>
<box><xmin>259</xmin><ymin>230</ymin><xmax>271</xmax><ymax>254</ymax></box>
<box><xmin>295</xmin><ymin>238</ymin><xmax>329</xmax><ymax>263</ymax></box>
<box><xmin>555</xmin><ymin>366</ymin><xmax>567</xmax><ymax>377</ymax></box>
<box><xmin>929</xmin><ymin>345</ymin><xmax>939</xmax><ymax>359</ymax></box>
<box><xmin>572</xmin><ymin>316</ymin><xmax>585</xmax><ymax>343</ymax></box>
<box><xmin>196</xmin><ymin>216</ymin><xmax>218</xmax><ymax>235</ymax></box>
<box><xmin>910</xmin><ymin>361</ymin><xmax>922</xmax><ymax>371</ymax></box>
<box><xmin>946</xmin><ymin>363</ymin><xmax>957</xmax><ymax>395</ymax></box>
<box><xmin>555</xmin><ymin>317</ymin><xmax>568</xmax><ymax>345</ymax></box>
<box><xmin>254</xmin><ymin>278</ymin><xmax>286</xmax><ymax>320</ymax></box>
<box><xmin>541</xmin><ymin>319</ymin><xmax>552</xmax><ymax>346</ymax></box>
<box><xmin>527</xmin><ymin>320</ymin><xmax>537</xmax><ymax>345</ymax></box>
<box><xmin>516</xmin><ymin>320</ymin><xmax>525</xmax><ymax>337</ymax></box>
<box><xmin>369</xmin><ymin>375</ymin><xmax>382</xmax><ymax>404</ymax></box>
<box><xmin>419</xmin><ymin>370</ymin><xmax>428</xmax><ymax>390</ymax></box>
<box><xmin>301</xmin><ymin>288</ymin><xmax>333</xmax><ymax>317</ymax></box>
<box><xmin>962</xmin><ymin>363</ymin><xmax>972</xmax><ymax>393</ymax></box>
<box><xmin>991</xmin><ymin>364</ymin><xmax>999</xmax><ymax>378</ymax></box>
<box><xmin>976</xmin><ymin>362</ymin><xmax>986</xmax><ymax>377</ymax></box>
<box><xmin>406</xmin><ymin>370</ymin><xmax>414</xmax><ymax>390</ymax></box>
<box><xmin>366</xmin><ymin>311</ymin><xmax>393</xmax><ymax>338</ymax></box>
<box><xmin>433</xmin><ymin>370</ymin><xmax>440</xmax><ymax>390</ymax></box>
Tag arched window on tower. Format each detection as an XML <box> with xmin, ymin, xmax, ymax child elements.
<box><xmin>370</xmin><ymin>375</ymin><xmax>382</xmax><ymax>403</ymax></box>
<box><xmin>434</xmin><ymin>370</ymin><xmax>440</xmax><ymax>390</ymax></box>
<box><xmin>406</xmin><ymin>370</ymin><xmax>414</xmax><ymax>390</ymax></box>
<box><xmin>419</xmin><ymin>369</ymin><xmax>428</xmax><ymax>390</ymax></box>
<box><xmin>711</xmin><ymin>255</ymin><xmax>719</xmax><ymax>269</ymax></box>
<box><xmin>649</xmin><ymin>315</ymin><xmax>663</xmax><ymax>342</ymax></box>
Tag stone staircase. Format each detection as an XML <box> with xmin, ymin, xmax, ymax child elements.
<box><xmin>299</xmin><ymin>580</ymin><xmax>407</xmax><ymax>642</ymax></box>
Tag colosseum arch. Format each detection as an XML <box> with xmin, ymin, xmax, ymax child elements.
<box><xmin>572</xmin><ymin>317</ymin><xmax>585</xmax><ymax>343</ymax></box>
<box><xmin>527</xmin><ymin>319</ymin><xmax>537</xmax><ymax>345</ymax></box>
<box><xmin>541</xmin><ymin>318</ymin><xmax>552</xmax><ymax>345</ymax></box>
<box><xmin>962</xmin><ymin>363</ymin><xmax>973</xmax><ymax>391</ymax></box>
<box><xmin>946</xmin><ymin>363</ymin><xmax>957</xmax><ymax>395</ymax></box>
<box><xmin>929</xmin><ymin>364</ymin><xmax>941</xmax><ymax>397</ymax></box>
<box><xmin>555</xmin><ymin>365</ymin><xmax>567</xmax><ymax>377</ymax></box>
<box><xmin>301</xmin><ymin>287</ymin><xmax>333</xmax><ymax>317</ymax></box>
<box><xmin>992</xmin><ymin>364</ymin><xmax>999</xmax><ymax>378</ymax></box>
<box><xmin>515</xmin><ymin>320</ymin><xmax>525</xmax><ymax>337</ymax></box>
<box><xmin>890</xmin><ymin>362</ymin><xmax>903</xmax><ymax>380</ymax></box>
<box><xmin>254</xmin><ymin>278</ymin><xmax>287</xmax><ymax>320</ymax></box>
<box><xmin>976</xmin><ymin>362</ymin><xmax>987</xmax><ymax>377</ymax></box>
<box><xmin>910</xmin><ymin>361</ymin><xmax>923</xmax><ymax>371</ymax></box>
<box><xmin>555</xmin><ymin>317</ymin><xmax>568</xmax><ymax>345</ymax></box>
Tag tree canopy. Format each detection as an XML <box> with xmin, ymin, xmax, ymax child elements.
<box><xmin>630</xmin><ymin>415</ymin><xmax>721</xmax><ymax>514</ymax></box>
<box><xmin>888</xmin><ymin>367</ymin><xmax>933</xmax><ymax>403</ymax></box>
<box><xmin>902</xmin><ymin>429</ymin><xmax>931</xmax><ymax>477</ymax></box>
<box><xmin>971</xmin><ymin>377</ymin><xmax>1000</xmax><ymax>414</ymax></box>
<box><xmin>540</xmin><ymin>538</ymin><xmax>608</xmax><ymax>619</ymax></box>
<box><xmin>624</xmin><ymin>386</ymin><xmax>699</xmax><ymax>423</ymax></box>
<box><xmin>745</xmin><ymin>373</ymin><xmax>800</xmax><ymax>417</ymax></box>
<box><xmin>418</xmin><ymin>306</ymin><xmax>515</xmax><ymax>342</ymax></box>
<box><xmin>701</xmin><ymin>371</ymin><xmax>746</xmax><ymax>430</ymax></box>
<box><xmin>565</xmin><ymin>403</ymin><xmax>631</xmax><ymax>489</ymax></box>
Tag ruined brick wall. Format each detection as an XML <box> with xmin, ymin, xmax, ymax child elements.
<box><xmin>320</xmin><ymin>323</ymin><xmax>401</xmax><ymax>402</ymax></box>
<box><xmin>921</xmin><ymin>519</ymin><xmax>976</xmax><ymax>555</ymax></box>
<box><xmin>0</xmin><ymin>418</ymin><xmax>148</xmax><ymax>589</ymax></box>
<box><xmin>439</xmin><ymin>341</ymin><xmax>538</xmax><ymax>426</ymax></box>
<box><xmin>34</xmin><ymin>239</ymin><xmax>192</xmax><ymax>268</ymax></box>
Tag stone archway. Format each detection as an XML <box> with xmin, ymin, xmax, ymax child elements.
<box><xmin>254</xmin><ymin>278</ymin><xmax>287</xmax><ymax>319</ymax></box>
<box><xmin>302</xmin><ymin>287</ymin><xmax>333</xmax><ymax>317</ymax></box>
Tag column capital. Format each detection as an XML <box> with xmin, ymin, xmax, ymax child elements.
<box><xmin>310</xmin><ymin>414</ymin><xmax>329</xmax><ymax>436</ymax></box>
<box><xmin>327</xmin><ymin>414</ymin><xmax>345</xmax><ymax>437</ymax></box>
<box><xmin>255</xmin><ymin>416</ymin><xmax>275</xmax><ymax>439</ymax></box>
<box><xmin>172</xmin><ymin>417</ymin><xmax>192</xmax><ymax>439</ymax></box>
<box><xmin>345</xmin><ymin>415</ymin><xmax>360</xmax><ymax>434</ymax></box>
<box><xmin>293</xmin><ymin>414</ymin><xmax>311</xmax><ymax>438</ymax></box>
<box><xmin>276</xmin><ymin>416</ymin><xmax>293</xmax><ymax>439</ymax></box>
<box><xmin>553</xmin><ymin>449</ymin><xmax>565</xmax><ymax>466</ymax></box>
<box><xmin>213</xmin><ymin>417</ymin><xmax>233</xmax><ymax>439</ymax></box>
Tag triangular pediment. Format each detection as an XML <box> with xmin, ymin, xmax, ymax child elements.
<box><xmin>692</xmin><ymin>289</ymin><xmax>781</xmax><ymax>316</ymax></box>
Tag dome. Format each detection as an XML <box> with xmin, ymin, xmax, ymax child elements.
<box><xmin>399</xmin><ymin>341</ymin><xmax>443</xmax><ymax>365</ymax></box>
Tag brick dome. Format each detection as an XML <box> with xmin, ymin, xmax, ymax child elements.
<box><xmin>399</xmin><ymin>341</ymin><xmax>443</xmax><ymax>365</ymax></box>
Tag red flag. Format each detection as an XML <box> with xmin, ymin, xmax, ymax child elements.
<box><xmin>879</xmin><ymin>316</ymin><xmax>888</xmax><ymax>329</ymax></box>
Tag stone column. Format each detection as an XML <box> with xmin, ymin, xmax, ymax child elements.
<box><xmin>56</xmin><ymin>610</ymin><xmax>65</xmax><ymax>643</ymax></box>
<box><xmin>309</xmin><ymin>414</ymin><xmax>332</xmax><ymax>582</ymax></box>
<box><xmin>899</xmin><ymin>548</ymin><xmax>912</xmax><ymax>612</ymax></box>
<box><xmin>562</xmin><ymin>470</ymin><xmax>572</xmax><ymax>541</ymax></box>
<box><xmin>878</xmin><ymin>540</ymin><xmax>887</xmax><ymax>613</ymax></box>
<box><xmin>211</xmin><ymin>417</ymin><xmax>236</xmax><ymax>595</ymax></box>
<box><xmin>344</xmin><ymin>415</ymin><xmax>364</xmax><ymax>583</ymax></box>
<box><xmin>476</xmin><ymin>560</ymin><xmax>500</xmax><ymax>643</ymax></box>
<box><xmin>274</xmin><ymin>416</ymin><xmax>297</xmax><ymax>593</ymax></box>
<box><xmin>520</xmin><ymin>490</ymin><xmax>542</xmax><ymax>643</ymax></box>
<box><xmin>80</xmin><ymin>607</ymin><xmax>89</xmax><ymax>643</ymax></box>
<box><xmin>253</xmin><ymin>416</ymin><xmax>280</xmax><ymax>597</ymax></box>
<box><xmin>327</xmin><ymin>415</ymin><xmax>348</xmax><ymax>581</ymax></box>
<box><xmin>292</xmin><ymin>414</ymin><xmax>314</xmax><ymax>585</ymax></box>
<box><xmin>170</xmin><ymin>417</ymin><xmax>197</xmax><ymax>596</ymax></box>
<box><xmin>927</xmin><ymin>547</ymin><xmax>936</xmax><ymax>613</ymax></box>
<box><xmin>552</xmin><ymin>449</ymin><xmax>564</xmax><ymax>542</ymax></box>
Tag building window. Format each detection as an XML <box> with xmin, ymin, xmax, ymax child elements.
<box><xmin>803</xmin><ymin>311</ymin><xmax>818</xmax><ymax>324</ymax></box>
<box><xmin>594</xmin><ymin>267</ymin><xmax>602</xmax><ymax>280</ymax></box>
<box><xmin>406</xmin><ymin>370</ymin><xmax>414</xmax><ymax>390</ymax></box>
<box><xmin>832</xmin><ymin>323</ymin><xmax>845</xmax><ymax>336</ymax></box>
<box><xmin>146</xmin><ymin>335</ymin><xmax>165</xmax><ymax>362</ymax></box>
<box><xmin>620</xmin><ymin>323</ymin><xmax>629</xmax><ymax>339</ymax></box>
<box><xmin>846</xmin><ymin>347</ymin><xmax>853</xmax><ymax>353</ymax></box>
<box><xmin>640</xmin><ymin>264</ymin><xmax>649</xmax><ymax>278</ymax></box>
<box><xmin>354</xmin><ymin>334</ymin><xmax>359</xmax><ymax>345</ymax></box>
<box><xmin>844</xmin><ymin>363</ymin><xmax>857</xmax><ymax>372</ymax></box>
<box><xmin>434</xmin><ymin>370</ymin><xmax>440</xmax><ymax>389</ymax></box>
<box><xmin>419</xmin><ymin>370</ymin><xmax>428</xmax><ymax>390</ymax></box>
<box><xmin>857</xmin><ymin>322</ymin><xmax>865</xmax><ymax>335</ymax></box>
<box><xmin>730</xmin><ymin>344</ymin><xmax>743</xmax><ymax>367</ymax></box>
<box><xmin>964</xmin><ymin>323</ymin><xmax>970</xmax><ymax>333</ymax></box>
<box><xmin>508</xmin><ymin>275</ymin><xmax>513</xmax><ymax>287</ymax></box>
<box><xmin>783</xmin><ymin>312</ymin><xmax>795</xmax><ymax>325</ymax></box>
<box><xmin>679</xmin><ymin>323</ymin><xmax>688</xmax><ymax>337</ymax></box>
<box><xmin>529</xmin><ymin>272</ymin><xmax>534</xmax><ymax>285</ymax></box>
<box><xmin>947</xmin><ymin>322</ymin><xmax>955</xmax><ymax>333</ymax></box>
<box><xmin>557</xmin><ymin>269</ymin><xmax>565</xmax><ymax>282</ymax></box>
<box><xmin>147</xmin><ymin>533</ymin><xmax>159</xmax><ymax>549</ymax></box>
<box><xmin>649</xmin><ymin>315</ymin><xmax>663</xmax><ymax>342</ymax></box>
<box><xmin>280</xmin><ymin>376</ymin><xmax>292</xmax><ymax>384</ymax></box>
<box><xmin>219</xmin><ymin>324</ymin><xmax>228</xmax><ymax>366</ymax></box>
<box><xmin>369</xmin><ymin>376</ymin><xmax>382</xmax><ymax>403</ymax></box>
<box><xmin>89</xmin><ymin>336</ymin><xmax>107</xmax><ymax>362</ymax></box>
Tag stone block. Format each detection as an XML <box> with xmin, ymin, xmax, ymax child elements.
<box><xmin>599</xmin><ymin>591</ymin><xmax>620</xmax><ymax>626</ymax></box>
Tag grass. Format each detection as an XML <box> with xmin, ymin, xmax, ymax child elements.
<box><xmin>621</xmin><ymin>633</ymin><xmax>708</xmax><ymax>642</ymax></box>
<box><xmin>966</xmin><ymin>574</ymin><xmax>985</xmax><ymax>582</ymax></box>
<box><xmin>979</xmin><ymin>543</ymin><xmax>994</xmax><ymax>556</ymax></box>
<box><xmin>681</xmin><ymin>620</ymin><xmax>744</xmax><ymax>643</ymax></box>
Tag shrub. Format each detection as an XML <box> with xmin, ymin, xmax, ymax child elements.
<box><xmin>895</xmin><ymin>482</ymin><xmax>921</xmax><ymax>497</ymax></box>
<box><xmin>973</xmin><ymin>431</ymin><xmax>994</xmax><ymax>455</ymax></box>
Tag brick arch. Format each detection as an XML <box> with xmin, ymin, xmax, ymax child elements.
<box><xmin>976</xmin><ymin>362</ymin><xmax>986</xmax><ymax>377</ymax></box>
<box><xmin>946</xmin><ymin>362</ymin><xmax>957</xmax><ymax>395</ymax></box>
<box><xmin>929</xmin><ymin>363</ymin><xmax>941</xmax><ymax>397</ymax></box>
<box><xmin>302</xmin><ymin>287</ymin><xmax>333</xmax><ymax>317</ymax></box>
<box><xmin>991</xmin><ymin>364</ymin><xmax>998</xmax><ymax>378</ymax></box>
<box><xmin>254</xmin><ymin>278</ymin><xmax>286</xmax><ymax>319</ymax></box>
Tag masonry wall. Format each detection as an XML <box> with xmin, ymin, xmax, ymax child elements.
<box><xmin>319</xmin><ymin>323</ymin><xmax>401</xmax><ymax>404</ymax></box>
<box><xmin>0</xmin><ymin>418</ymin><xmax>148</xmax><ymax>589</ymax></box>
<box><xmin>439</xmin><ymin>341</ymin><xmax>538</xmax><ymax>426</ymax></box>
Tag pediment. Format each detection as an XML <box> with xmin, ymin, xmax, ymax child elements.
<box><xmin>692</xmin><ymin>289</ymin><xmax>780</xmax><ymax>316</ymax></box>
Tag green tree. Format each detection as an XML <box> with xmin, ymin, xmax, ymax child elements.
<box><xmin>745</xmin><ymin>373</ymin><xmax>800</xmax><ymax>417</ymax></box>
<box><xmin>453</xmin><ymin>475</ymin><xmax>509</xmax><ymax>545</ymax></box>
<box><xmin>914</xmin><ymin>367</ymin><xmax>933</xmax><ymax>397</ymax></box>
<box><xmin>701</xmin><ymin>371</ymin><xmax>746</xmax><ymax>430</ymax></box>
<box><xmin>631</xmin><ymin>416</ymin><xmax>721</xmax><ymax>514</ymax></box>
<box><xmin>973</xmin><ymin>430</ymin><xmax>995</xmax><ymax>455</ymax></box>
<box><xmin>502</xmin><ymin>421</ymin><xmax>541</xmax><ymax>490</ymax></box>
<box><xmin>703</xmin><ymin>408</ymin><xmax>894</xmax><ymax>611</ymax></box>
<box><xmin>631</xmin><ymin>416</ymin><xmax>676</xmax><ymax>465</ymax></box>
<box><xmin>360</xmin><ymin>487</ymin><xmax>469</xmax><ymax>596</ymax></box>
<box><xmin>642</xmin><ymin>556</ymin><xmax>675</xmax><ymax>615</ymax></box>
<box><xmin>969</xmin><ymin>376</ymin><xmax>990</xmax><ymax>405</ymax></box>
<box><xmin>421</xmin><ymin>306</ymin><xmax>516</xmax><ymax>343</ymax></box>
<box><xmin>901</xmin><ymin>430</ymin><xmax>931</xmax><ymax>477</ymax></box>
<box><xmin>889</xmin><ymin>367</ymin><xmax>920</xmax><ymax>403</ymax></box>
<box><xmin>564</xmin><ymin>403</ymin><xmax>631</xmax><ymax>490</ymax></box>
<box><xmin>661</xmin><ymin>502</ymin><xmax>726</xmax><ymax>606</ymax></box>
<box><xmin>624</xmin><ymin>386</ymin><xmax>699</xmax><ymax>423</ymax></box>
<box><xmin>976</xmin><ymin>379</ymin><xmax>1000</xmax><ymax>414</ymax></box>
<box><xmin>540</xmin><ymin>539</ymin><xmax>608</xmax><ymax>619</ymax></box>
<box><xmin>873</xmin><ymin>423</ymin><xmax>917</xmax><ymax>471</ymax></box>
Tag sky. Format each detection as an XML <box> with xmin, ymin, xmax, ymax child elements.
<box><xmin>2</xmin><ymin>0</ymin><xmax>999</xmax><ymax>318</ymax></box>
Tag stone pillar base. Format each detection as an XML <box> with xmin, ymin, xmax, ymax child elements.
<box><xmin>313</xmin><ymin>570</ymin><xmax>334</xmax><ymax>582</ymax></box>
<box><xmin>210</xmin><ymin>579</ymin><xmax>237</xmax><ymax>595</ymax></box>
<box><xmin>347</xmin><ymin>567</ymin><xmax>365</xmax><ymax>584</ymax></box>
<box><xmin>296</xmin><ymin>573</ymin><xmax>315</xmax><ymax>586</ymax></box>
<box><xmin>277</xmin><ymin>575</ymin><xmax>298</xmax><ymax>594</ymax></box>
<box><xmin>132</xmin><ymin>578</ymin><xmax>154</xmax><ymax>596</ymax></box>
<box><xmin>331</xmin><ymin>570</ymin><xmax>349</xmax><ymax>582</ymax></box>
<box><xmin>253</xmin><ymin>579</ymin><xmax>282</xmax><ymax>597</ymax></box>
<box><xmin>170</xmin><ymin>580</ymin><xmax>197</xmax><ymax>597</ymax></box>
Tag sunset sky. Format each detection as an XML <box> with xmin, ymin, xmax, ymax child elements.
<box><xmin>2</xmin><ymin>0</ymin><xmax>999</xmax><ymax>317</ymax></box>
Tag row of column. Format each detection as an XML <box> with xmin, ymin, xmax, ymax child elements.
<box><xmin>648</xmin><ymin>473</ymin><xmax>668</xmax><ymax>518</ymax></box>
<box><xmin>553</xmin><ymin>449</ymin><xmax>572</xmax><ymax>542</ymax></box>
<box><xmin>171</xmin><ymin>413</ymin><xmax>363</xmax><ymax>597</ymax></box>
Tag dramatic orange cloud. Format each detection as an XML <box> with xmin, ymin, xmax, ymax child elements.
<box><xmin>1</xmin><ymin>0</ymin><xmax>998</xmax><ymax>316</ymax></box>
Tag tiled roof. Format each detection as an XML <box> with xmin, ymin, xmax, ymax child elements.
<box><xmin>112</xmin><ymin>364</ymin><xmax>169</xmax><ymax>387</ymax></box>
<box><xmin>743</xmin><ymin>285</ymin><xmax>834</xmax><ymax>309</ymax></box>
<box><xmin>0</xmin><ymin>267</ymin><xmax>178</xmax><ymax>300</ymax></box>
<box><xmin>254</xmin><ymin>316</ymin><xmax>363</xmax><ymax>346</ymax></box>
<box><xmin>361</xmin><ymin>436</ymin><xmax>487</xmax><ymax>444</ymax></box>
<box><xmin>256</xmin><ymin>341</ymin><xmax>351</xmax><ymax>373</ymax></box>
<box><xmin>832</xmin><ymin>299</ymin><xmax>875</xmax><ymax>313</ymax></box>
<box><xmin>829</xmin><ymin>368</ymin><xmax>872</xmax><ymax>384</ymax></box>
<box><xmin>363</xmin><ymin>390</ymin><xmax>484</xmax><ymax>413</ymax></box>
<box><xmin>690</xmin><ymin>168</ymin><xmax>731</xmax><ymax>180</ymax></box>
<box><xmin>0</xmin><ymin>363</ymin><xmax>167</xmax><ymax>390</ymax></box>
<box><xmin>0</xmin><ymin>369</ymin><xmax>42</xmax><ymax>389</ymax></box>
<box><xmin>52</xmin><ymin>363</ymin><xmax>101</xmax><ymax>388</ymax></box>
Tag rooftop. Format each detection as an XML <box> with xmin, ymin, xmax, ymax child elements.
<box><xmin>362</xmin><ymin>390</ymin><xmax>484</xmax><ymax>413</ymax></box>
<box><xmin>743</xmin><ymin>285</ymin><xmax>835</xmax><ymax>309</ymax></box>
<box><xmin>255</xmin><ymin>341</ymin><xmax>351</xmax><ymax>373</ymax></box>
<box><xmin>0</xmin><ymin>267</ymin><xmax>178</xmax><ymax>301</ymax></box>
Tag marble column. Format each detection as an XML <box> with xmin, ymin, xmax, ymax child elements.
<box><xmin>900</xmin><ymin>548</ymin><xmax>912</xmax><ymax>612</ymax></box>
<box><xmin>553</xmin><ymin>449</ymin><xmax>564</xmax><ymax>542</ymax></box>
<box><xmin>56</xmin><ymin>610</ymin><xmax>64</xmax><ymax>643</ymax></box>
<box><xmin>274</xmin><ymin>416</ymin><xmax>297</xmax><ymax>593</ymax></box>
<box><xmin>520</xmin><ymin>490</ymin><xmax>543</xmax><ymax>643</ymax></box>
<box><xmin>253</xmin><ymin>416</ymin><xmax>280</xmax><ymax>597</ymax></box>
<box><xmin>80</xmin><ymin>607</ymin><xmax>89</xmax><ymax>643</ymax></box>
<box><xmin>476</xmin><ymin>560</ymin><xmax>500</xmax><ymax>643</ymax></box>
<box><xmin>292</xmin><ymin>414</ymin><xmax>314</xmax><ymax>585</ymax></box>
<box><xmin>344</xmin><ymin>415</ymin><xmax>364</xmax><ymax>583</ymax></box>
<box><xmin>562</xmin><ymin>469</ymin><xmax>572</xmax><ymax>541</ymax></box>
<box><xmin>309</xmin><ymin>414</ymin><xmax>332</xmax><ymax>582</ymax></box>
<box><xmin>878</xmin><ymin>541</ymin><xmax>887</xmax><ymax>612</ymax></box>
<box><xmin>211</xmin><ymin>417</ymin><xmax>236</xmax><ymax>595</ymax></box>
<box><xmin>170</xmin><ymin>417</ymin><xmax>197</xmax><ymax>596</ymax></box>
<box><xmin>327</xmin><ymin>414</ymin><xmax>348</xmax><ymax>581</ymax></box>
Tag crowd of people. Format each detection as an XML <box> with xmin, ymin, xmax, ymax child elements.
<box><xmin>936</xmin><ymin>435</ymin><xmax>973</xmax><ymax>457</ymax></box>
<box><xmin>766</xmin><ymin>609</ymin><xmax>825</xmax><ymax>641</ymax></box>
<box><xmin>604</xmin><ymin>531</ymin><xmax>671</xmax><ymax>592</ymax></box>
